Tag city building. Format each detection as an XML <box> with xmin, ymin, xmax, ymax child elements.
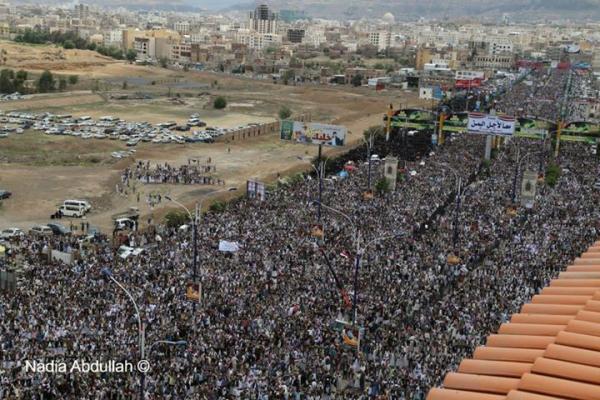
<box><xmin>249</xmin><ymin>4</ymin><xmax>278</xmax><ymax>35</ymax></box>
<box><xmin>287</xmin><ymin>29</ymin><xmax>305</xmax><ymax>44</ymax></box>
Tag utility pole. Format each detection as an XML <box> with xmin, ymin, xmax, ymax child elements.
<box><xmin>317</xmin><ymin>144</ymin><xmax>323</xmax><ymax>221</ymax></box>
<box><xmin>192</xmin><ymin>203</ymin><xmax>199</xmax><ymax>311</ymax></box>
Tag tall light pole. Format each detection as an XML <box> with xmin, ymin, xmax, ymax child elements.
<box><xmin>165</xmin><ymin>196</ymin><xmax>200</xmax><ymax>310</ymax></box>
<box><xmin>101</xmin><ymin>268</ymin><xmax>145</xmax><ymax>400</ymax></box>
<box><xmin>314</xmin><ymin>201</ymin><xmax>403</xmax><ymax>326</ymax></box>
<box><xmin>297</xmin><ymin>154</ymin><xmax>332</xmax><ymax>221</ymax></box>
<box><xmin>430</xmin><ymin>162</ymin><xmax>462</xmax><ymax>251</ymax></box>
<box><xmin>363</xmin><ymin>130</ymin><xmax>375</xmax><ymax>190</ymax></box>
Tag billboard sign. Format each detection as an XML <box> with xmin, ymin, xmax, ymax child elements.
<box><xmin>186</xmin><ymin>282</ymin><xmax>201</xmax><ymax>303</ymax></box>
<box><xmin>247</xmin><ymin>180</ymin><xmax>266</xmax><ymax>201</ymax></box>
<box><xmin>281</xmin><ymin>120</ymin><xmax>346</xmax><ymax>146</ymax></box>
<box><xmin>384</xmin><ymin>157</ymin><xmax>398</xmax><ymax>191</ymax></box>
<box><xmin>468</xmin><ymin>113</ymin><xmax>515</xmax><ymax>136</ymax></box>
<box><xmin>520</xmin><ymin>171</ymin><xmax>538</xmax><ymax>208</ymax></box>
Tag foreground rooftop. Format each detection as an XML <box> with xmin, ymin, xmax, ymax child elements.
<box><xmin>427</xmin><ymin>240</ymin><xmax>600</xmax><ymax>400</ymax></box>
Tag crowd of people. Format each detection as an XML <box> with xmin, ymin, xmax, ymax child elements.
<box><xmin>123</xmin><ymin>161</ymin><xmax>223</xmax><ymax>186</ymax></box>
<box><xmin>1</xmin><ymin>68</ymin><xmax>599</xmax><ymax>399</ymax></box>
<box><xmin>495</xmin><ymin>67</ymin><xmax>598</xmax><ymax>123</ymax></box>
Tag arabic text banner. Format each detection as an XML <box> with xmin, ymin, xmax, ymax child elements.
<box><xmin>468</xmin><ymin>113</ymin><xmax>516</xmax><ymax>136</ymax></box>
<box><xmin>280</xmin><ymin>120</ymin><xmax>346</xmax><ymax>146</ymax></box>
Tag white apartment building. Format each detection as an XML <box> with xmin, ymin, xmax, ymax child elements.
<box><xmin>174</xmin><ymin>21</ymin><xmax>190</xmax><ymax>35</ymax></box>
<box><xmin>489</xmin><ymin>38</ymin><xmax>513</xmax><ymax>55</ymax></box>
<box><xmin>103</xmin><ymin>29</ymin><xmax>123</xmax><ymax>48</ymax></box>
<box><xmin>369</xmin><ymin>31</ymin><xmax>392</xmax><ymax>52</ymax></box>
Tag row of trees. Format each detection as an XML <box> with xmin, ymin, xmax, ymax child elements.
<box><xmin>14</xmin><ymin>28</ymin><xmax>137</xmax><ymax>62</ymax></box>
<box><xmin>37</xmin><ymin>70</ymin><xmax>79</xmax><ymax>93</ymax></box>
<box><xmin>0</xmin><ymin>69</ymin><xmax>28</xmax><ymax>94</ymax></box>
<box><xmin>14</xmin><ymin>29</ymin><xmax>88</xmax><ymax>50</ymax></box>
<box><xmin>0</xmin><ymin>68</ymin><xmax>78</xmax><ymax>94</ymax></box>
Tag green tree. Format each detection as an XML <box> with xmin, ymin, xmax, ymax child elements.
<box><xmin>213</xmin><ymin>96</ymin><xmax>227</xmax><ymax>110</ymax></box>
<box><xmin>279</xmin><ymin>105</ymin><xmax>292</xmax><ymax>120</ymax></box>
<box><xmin>15</xmin><ymin>70</ymin><xmax>27</xmax><ymax>81</ymax></box>
<box><xmin>0</xmin><ymin>69</ymin><xmax>15</xmax><ymax>93</ymax></box>
<box><xmin>63</xmin><ymin>40</ymin><xmax>75</xmax><ymax>49</ymax></box>
<box><xmin>363</xmin><ymin>125</ymin><xmax>383</xmax><ymax>142</ymax></box>
<box><xmin>375</xmin><ymin>177</ymin><xmax>391</xmax><ymax>195</ymax></box>
<box><xmin>126</xmin><ymin>49</ymin><xmax>137</xmax><ymax>63</ymax></box>
<box><xmin>37</xmin><ymin>70</ymin><xmax>55</xmax><ymax>93</ymax></box>
<box><xmin>68</xmin><ymin>75</ymin><xmax>78</xmax><ymax>85</ymax></box>
<box><xmin>545</xmin><ymin>164</ymin><xmax>561</xmax><ymax>188</ymax></box>
<box><xmin>159</xmin><ymin>57</ymin><xmax>168</xmax><ymax>68</ymax></box>
<box><xmin>58</xmin><ymin>78</ymin><xmax>67</xmax><ymax>91</ymax></box>
<box><xmin>164</xmin><ymin>210</ymin><xmax>188</xmax><ymax>228</ymax></box>
<box><xmin>351</xmin><ymin>74</ymin><xmax>363</xmax><ymax>87</ymax></box>
<box><xmin>209</xmin><ymin>201</ymin><xmax>226</xmax><ymax>213</ymax></box>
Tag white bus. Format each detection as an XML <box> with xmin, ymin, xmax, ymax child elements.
<box><xmin>63</xmin><ymin>200</ymin><xmax>91</xmax><ymax>213</ymax></box>
<box><xmin>59</xmin><ymin>204</ymin><xmax>85</xmax><ymax>218</ymax></box>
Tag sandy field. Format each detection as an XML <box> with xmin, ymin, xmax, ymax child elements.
<box><xmin>0</xmin><ymin>42</ymin><xmax>428</xmax><ymax>233</ymax></box>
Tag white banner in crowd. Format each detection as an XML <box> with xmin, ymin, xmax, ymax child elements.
<box><xmin>219</xmin><ymin>240</ymin><xmax>240</xmax><ymax>253</ymax></box>
<box><xmin>51</xmin><ymin>250</ymin><xmax>74</xmax><ymax>265</ymax></box>
<box><xmin>468</xmin><ymin>113</ymin><xmax>516</xmax><ymax>136</ymax></box>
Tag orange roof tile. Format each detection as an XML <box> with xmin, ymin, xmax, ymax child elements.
<box><xmin>427</xmin><ymin>241</ymin><xmax>600</xmax><ymax>400</ymax></box>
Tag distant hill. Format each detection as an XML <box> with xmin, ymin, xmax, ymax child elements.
<box><xmin>233</xmin><ymin>0</ymin><xmax>600</xmax><ymax>20</ymax></box>
<box><xmin>10</xmin><ymin>0</ymin><xmax>600</xmax><ymax>19</ymax></box>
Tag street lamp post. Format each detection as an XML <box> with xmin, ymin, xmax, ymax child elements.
<box><xmin>314</xmin><ymin>201</ymin><xmax>403</xmax><ymax>326</ymax></box>
<box><xmin>363</xmin><ymin>131</ymin><xmax>375</xmax><ymax>190</ymax></box>
<box><xmin>429</xmin><ymin>162</ymin><xmax>462</xmax><ymax>251</ymax></box>
<box><xmin>297</xmin><ymin>154</ymin><xmax>333</xmax><ymax>222</ymax></box>
<box><xmin>165</xmin><ymin>197</ymin><xmax>200</xmax><ymax>311</ymax></box>
<box><xmin>101</xmin><ymin>268</ymin><xmax>145</xmax><ymax>400</ymax></box>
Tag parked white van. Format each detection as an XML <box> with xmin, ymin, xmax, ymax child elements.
<box><xmin>59</xmin><ymin>204</ymin><xmax>85</xmax><ymax>218</ymax></box>
<box><xmin>63</xmin><ymin>200</ymin><xmax>91</xmax><ymax>213</ymax></box>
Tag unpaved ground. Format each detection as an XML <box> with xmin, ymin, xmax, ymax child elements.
<box><xmin>0</xmin><ymin>40</ymin><xmax>118</xmax><ymax>72</ymax></box>
<box><xmin>0</xmin><ymin>113</ymin><xmax>385</xmax><ymax>232</ymax></box>
<box><xmin>0</xmin><ymin>58</ymin><xmax>427</xmax><ymax>233</ymax></box>
<box><xmin>0</xmin><ymin>91</ymin><xmax>105</xmax><ymax>111</ymax></box>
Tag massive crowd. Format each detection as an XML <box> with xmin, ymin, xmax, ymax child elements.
<box><xmin>123</xmin><ymin>161</ymin><xmax>223</xmax><ymax>186</ymax></box>
<box><xmin>495</xmin><ymin>68</ymin><xmax>598</xmax><ymax>123</ymax></box>
<box><xmin>1</xmin><ymin>68</ymin><xmax>599</xmax><ymax>399</ymax></box>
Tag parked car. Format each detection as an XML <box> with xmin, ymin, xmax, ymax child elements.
<box><xmin>0</xmin><ymin>190</ymin><xmax>12</xmax><ymax>199</ymax></box>
<box><xmin>0</xmin><ymin>227</ymin><xmax>24</xmax><ymax>239</ymax></box>
<box><xmin>46</xmin><ymin>223</ymin><xmax>71</xmax><ymax>236</ymax></box>
<box><xmin>29</xmin><ymin>225</ymin><xmax>54</xmax><ymax>237</ymax></box>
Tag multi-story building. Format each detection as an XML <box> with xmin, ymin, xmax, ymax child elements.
<box><xmin>134</xmin><ymin>37</ymin><xmax>155</xmax><ymax>60</ymax></box>
<box><xmin>287</xmin><ymin>29</ymin><xmax>305</xmax><ymax>44</ymax></box>
<box><xmin>174</xmin><ymin>21</ymin><xmax>190</xmax><ymax>35</ymax></box>
<box><xmin>369</xmin><ymin>31</ymin><xmax>392</xmax><ymax>52</ymax></box>
<box><xmin>249</xmin><ymin>4</ymin><xmax>278</xmax><ymax>35</ymax></box>
<box><xmin>471</xmin><ymin>54</ymin><xmax>514</xmax><ymax>70</ymax></box>
<box><xmin>171</xmin><ymin>42</ymin><xmax>191</xmax><ymax>63</ymax></box>
<box><xmin>103</xmin><ymin>29</ymin><xmax>122</xmax><ymax>48</ymax></box>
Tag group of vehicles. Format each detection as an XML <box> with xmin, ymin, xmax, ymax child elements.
<box><xmin>0</xmin><ymin>110</ymin><xmax>261</xmax><ymax>146</ymax></box>
<box><xmin>1</xmin><ymin>199</ymin><xmax>98</xmax><ymax>243</ymax></box>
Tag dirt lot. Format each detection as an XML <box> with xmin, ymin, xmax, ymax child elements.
<box><xmin>0</xmin><ymin>40</ymin><xmax>118</xmax><ymax>72</ymax></box>
<box><xmin>0</xmin><ymin>50</ymin><xmax>427</xmax><ymax>233</ymax></box>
